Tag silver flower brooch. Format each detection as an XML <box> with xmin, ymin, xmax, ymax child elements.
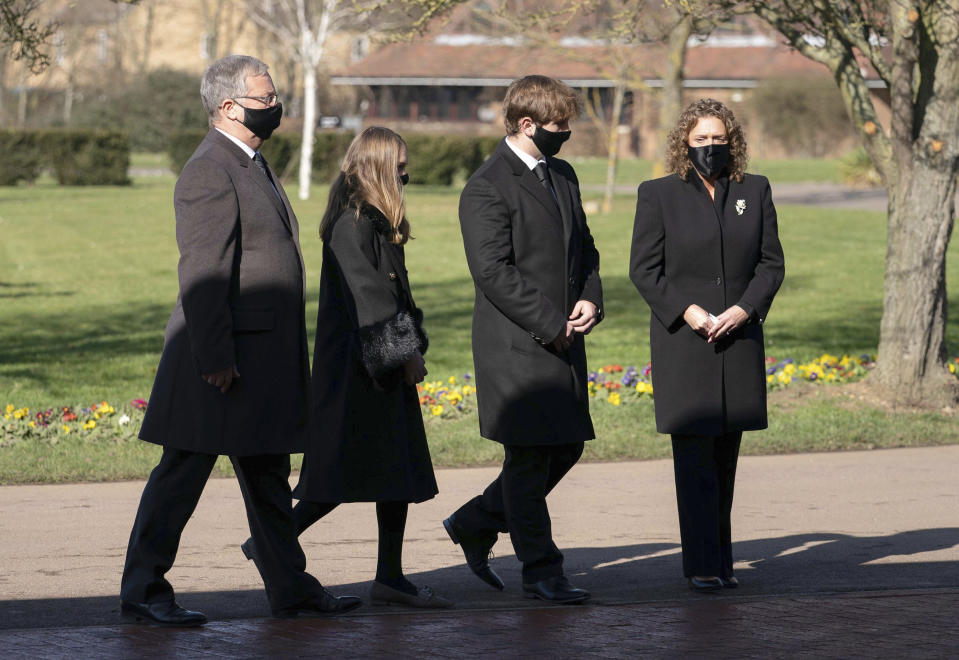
<box><xmin>735</xmin><ymin>199</ymin><xmax>746</xmax><ymax>215</ymax></box>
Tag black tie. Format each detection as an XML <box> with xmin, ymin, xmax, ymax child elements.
<box><xmin>533</xmin><ymin>161</ymin><xmax>552</xmax><ymax>192</ymax></box>
<box><xmin>534</xmin><ymin>161</ymin><xmax>559</xmax><ymax>209</ymax></box>
<box><xmin>253</xmin><ymin>152</ymin><xmax>271</xmax><ymax>181</ymax></box>
<box><xmin>253</xmin><ymin>152</ymin><xmax>283</xmax><ymax>202</ymax></box>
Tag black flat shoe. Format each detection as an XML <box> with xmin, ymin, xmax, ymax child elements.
<box><xmin>121</xmin><ymin>600</ymin><xmax>207</xmax><ymax>627</ymax></box>
<box><xmin>688</xmin><ymin>576</ymin><xmax>724</xmax><ymax>592</ymax></box>
<box><xmin>723</xmin><ymin>576</ymin><xmax>739</xmax><ymax>589</ymax></box>
<box><xmin>272</xmin><ymin>588</ymin><xmax>362</xmax><ymax>618</ymax></box>
<box><xmin>241</xmin><ymin>537</ymin><xmax>261</xmax><ymax>572</ymax></box>
<box><xmin>443</xmin><ymin>515</ymin><xmax>505</xmax><ymax>591</ymax></box>
<box><xmin>522</xmin><ymin>575</ymin><xmax>590</xmax><ymax>604</ymax></box>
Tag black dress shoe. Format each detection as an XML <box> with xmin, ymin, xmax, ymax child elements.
<box><xmin>522</xmin><ymin>575</ymin><xmax>590</xmax><ymax>604</ymax></box>
<box><xmin>722</xmin><ymin>576</ymin><xmax>739</xmax><ymax>589</ymax></box>
<box><xmin>688</xmin><ymin>576</ymin><xmax>724</xmax><ymax>592</ymax></box>
<box><xmin>121</xmin><ymin>600</ymin><xmax>207</xmax><ymax>627</ymax></box>
<box><xmin>272</xmin><ymin>588</ymin><xmax>363</xmax><ymax>618</ymax></box>
<box><xmin>443</xmin><ymin>515</ymin><xmax>504</xmax><ymax>591</ymax></box>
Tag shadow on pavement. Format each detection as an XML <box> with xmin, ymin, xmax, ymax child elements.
<box><xmin>2</xmin><ymin>527</ymin><xmax>957</xmax><ymax>631</ymax></box>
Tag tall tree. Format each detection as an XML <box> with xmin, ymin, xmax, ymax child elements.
<box><xmin>247</xmin><ymin>0</ymin><xmax>373</xmax><ymax>200</ymax></box>
<box><xmin>686</xmin><ymin>0</ymin><xmax>959</xmax><ymax>405</ymax></box>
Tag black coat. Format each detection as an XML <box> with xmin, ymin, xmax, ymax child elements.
<box><xmin>629</xmin><ymin>173</ymin><xmax>785</xmax><ymax>436</ymax></box>
<box><xmin>139</xmin><ymin>129</ymin><xmax>310</xmax><ymax>455</ymax></box>
<box><xmin>293</xmin><ymin>206</ymin><xmax>437</xmax><ymax>504</ymax></box>
<box><xmin>459</xmin><ymin>138</ymin><xmax>603</xmax><ymax>447</ymax></box>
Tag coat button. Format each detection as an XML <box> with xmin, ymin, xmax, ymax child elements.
<box><xmin>389</xmin><ymin>272</ymin><xmax>397</xmax><ymax>281</ymax></box>
<box><xmin>715</xmin><ymin>277</ymin><xmax>722</xmax><ymax>285</ymax></box>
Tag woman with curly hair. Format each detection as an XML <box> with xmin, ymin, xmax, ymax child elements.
<box><xmin>241</xmin><ymin>126</ymin><xmax>450</xmax><ymax>608</ymax></box>
<box><xmin>629</xmin><ymin>98</ymin><xmax>785</xmax><ymax>592</ymax></box>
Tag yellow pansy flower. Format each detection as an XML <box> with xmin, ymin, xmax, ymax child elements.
<box><xmin>608</xmin><ymin>392</ymin><xmax>621</xmax><ymax>406</ymax></box>
<box><xmin>430</xmin><ymin>405</ymin><xmax>443</xmax><ymax>417</ymax></box>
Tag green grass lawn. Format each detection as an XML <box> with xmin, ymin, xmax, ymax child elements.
<box><xmin>1</xmin><ymin>163</ymin><xmax>956</xmax><ymax>484</ymax></box>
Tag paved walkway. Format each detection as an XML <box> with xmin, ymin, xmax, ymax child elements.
<box><xmin>1</xmin><ymin>446</ymin><xmax>958</xmax><ymax>657</ymax></box>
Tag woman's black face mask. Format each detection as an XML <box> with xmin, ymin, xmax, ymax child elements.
<box><xmin>687</xmin><ymin>143</ymin><xmax>729</xmax><ymax>179</ymax></box>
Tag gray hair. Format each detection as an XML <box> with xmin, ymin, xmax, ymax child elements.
<box><xmin>200</xmin><ymin>55</ymin><xmax>269</xmax><ymax>121</ymax></box>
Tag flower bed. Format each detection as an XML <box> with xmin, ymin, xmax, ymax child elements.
<box><xmin>5</xmin><ymin>355</ymin><xmax>956</xmax><ymax>437</ymax></box>
<box><xmin>1</xmin><ymin>399</ymin><xmax>147</xmax><ymax>447</ymax></box>
<box><xmin>417</xmin><ymin>355</ymin><xmax>959</xmax><ymax>415</ymax></box>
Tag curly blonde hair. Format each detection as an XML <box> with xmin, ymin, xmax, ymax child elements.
<box><xmin>665</xmin><ymin>98</ymin><xmax>748</xmax><ymax>182</ymax></box>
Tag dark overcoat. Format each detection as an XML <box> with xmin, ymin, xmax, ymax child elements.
<box><xmin>629</xmin><ymin>173</ymin><xmax>785</xmax><ymax>436</ymax></box>
<box><xmin>139</xmin><ymin>129</ymin><xmax>310</xmax><ymax>455</ymax></box>
<box><xmin>293</xmin><ymin>206</ymin><xmax>437</xmax><ymax>504</ymax></box>
<box><xmin>459</xmin><ymin>138</ymin><xmax>603</xmax><ymax>447</ymax></box>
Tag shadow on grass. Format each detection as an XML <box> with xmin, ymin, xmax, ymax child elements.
<box><xmin>1</xmin><ymin>528</ymin><xmax>956</xmax><ymax>630</ymax></box>
<box><xmin>0</xmin><ymin>300</ymin><xmax>171</xmax><ymax>365</ymax></box>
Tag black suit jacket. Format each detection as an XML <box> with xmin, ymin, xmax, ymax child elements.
<box><xmin>459</xmin><ymin>138</ymin><xmax>602</xmax><ymax>446</ymax></box>
<box><xmin>139</xmin><ymin>129</ymin><xmax>310</xmax><ymax>455</ymax></box>
<box><xmin>629</xmin><ymin>172</ymin><xmax>785</xmax><ymax>435</ymax></box>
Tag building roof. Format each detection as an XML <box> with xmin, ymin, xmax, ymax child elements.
<box><xmin>332</xmin><ymin>39</ymin><xmax>885</xmax><ymax>88</ymax></box>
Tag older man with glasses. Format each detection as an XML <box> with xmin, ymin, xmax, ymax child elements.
<box><xmin>119</xmin><ymin>54</ymin><xmax>361</xmax><ymax>626</ymax></box>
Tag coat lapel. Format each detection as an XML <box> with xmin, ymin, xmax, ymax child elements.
<box><xmin>548</xmin><ymin>158</ymin><xmax>575</xmax><ymax>247</ymax></box>
<box><xmin>497</xmin><ymin>139</ymin><xmax>565</xmax><ymax>229</ymax></box>
<box><xmin>207</xmin><ymin>129</ymin><xmax>294</xmax><ymax>234</ymax></box>
<box><xmin>252</xmin><ymin>162</ymin><xmax>294</xmax><ymax>234</ymax></box>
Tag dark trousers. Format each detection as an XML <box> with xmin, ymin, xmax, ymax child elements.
<box><xmin>452</xmin><ymin>442</ymin><xmax>584</xmax><ymax>583</ymax></box>
<box><xmin>121</xmin><ymin>447</ymin><xmax>321</xmax><ymax>612</ymax></box>
<box><xmin>670</xmin><ymin>432</ymin><xmax>742</xmax><ymax>578</ymax></box>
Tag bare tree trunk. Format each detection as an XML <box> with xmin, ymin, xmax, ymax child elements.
<box><xmin>16</xmin><ymin>85</ymin><xmax>27</xmax><ymax>127</ymax></box>
<box><xmin>62</xmin><ymin>78</ymin><xmax>73</xmax><ymax>124</ymax></box>
<box><xmin>657</xmin><ymin>14</ymin><xmax>691</xmax><ymax>171</ymax></box>
<box><xmin>601</xmin><ymin>83</ymin><xmax>625</xmax><ymax>214</ymax></box>
<box><xmin>299</xmin><ymin>65</ymin><xmax>317</xmax><ymax>200</ymax></box>
<box><xmin>875</xmin><ymin>163</ymin><xmax>959</xmax><ymax>405</ymax></box>
<box><xmin>137</xmin><ymin>2</ymin><xmax>155</xmax><ymax>73</ymax></box>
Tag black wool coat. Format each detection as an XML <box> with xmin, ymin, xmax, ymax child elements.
<box><xmin>459</xmin><ymin>138</ymin><xmax>603</xmax><ymax>447</ymax></box>
<box><xmin>139</xmin><ymin>129</ymin><xmax>311</xmax><ymax>455</ymax></box>
<box><xmin>629</xmin><ymin>172</ymin><xmax>785</xmax><ymax>436</ymax></box>
<box><xmin>293</xmin><ymin>206</ymin><xmax>437</xmax><ymax>504</ymax></box>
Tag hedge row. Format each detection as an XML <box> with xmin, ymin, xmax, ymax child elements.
<box><xmin>0</xmin><ymin>129</ymin><xmax>131</xmax><ymax>186</ymax></box>
<box><xmin>168</xmin><ymin>130</ymin><xmax>353</xmax><ymax>184</ymax></box>
<box><xmin>167</xmin><ymin>131</ymin><xmax>501</xmax><ymax>186</ymax></box>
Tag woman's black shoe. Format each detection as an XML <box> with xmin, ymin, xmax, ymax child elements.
<box><xmin>688</xmin><ymin>576</ymin><xmax>724</xmax><ymax>592</ymax></box>
<box><xmin>722</xmin><ymin>576</ymin><xmax>739</xmax><ymax>588</ymax></box>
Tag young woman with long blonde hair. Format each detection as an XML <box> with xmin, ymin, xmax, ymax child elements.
<box><xmin>242</xmin><ymin>127</ymin><xmax>449</xmax><ymax>608</ymax></box>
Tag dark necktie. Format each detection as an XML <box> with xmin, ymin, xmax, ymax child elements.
<box><xmin>533</xmin><ymin>161</ymin><xmax>559</xmax><ymax>208</ymax></box>
<box><xmin>253</xmin><ymin>152</ymin><xmax>282</xmax><ymax>201</ymax></box>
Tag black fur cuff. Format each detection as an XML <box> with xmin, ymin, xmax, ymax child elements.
<box><xmin>357</xmin><ymin>310</ymin><xmax>426</xmax><ymax>378</ymax></box>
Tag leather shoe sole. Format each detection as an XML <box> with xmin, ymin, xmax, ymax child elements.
<box><xmin>121</xmin><ymin>600</ymin><xmax>207</xmax><ymax>627</ymax></box>
<box><xmin>443</xmin><ymin>516</ymin><xmax>505</xmax><ymax>591</ymax></box>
